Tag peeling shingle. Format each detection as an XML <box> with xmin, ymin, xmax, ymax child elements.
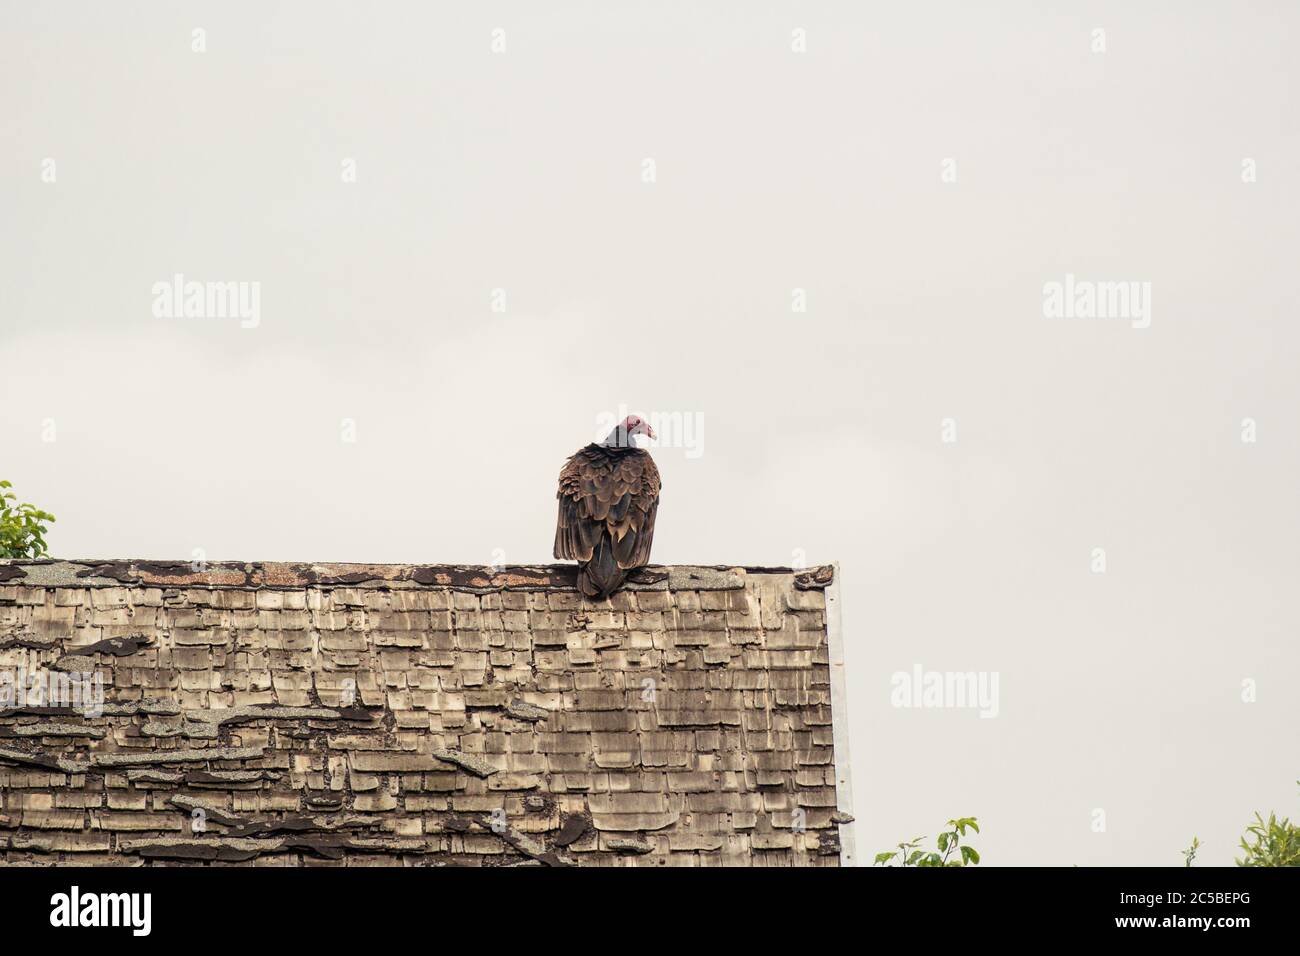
<box><xmin>431</xmin><ymin>748</ymin><xmax>499</xmax><ymax>778</ymax></box>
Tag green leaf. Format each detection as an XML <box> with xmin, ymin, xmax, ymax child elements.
<box><xmin>0</xmin><ymin>480</ymin><xmax>55</xmax><ymax>558</ymax></box>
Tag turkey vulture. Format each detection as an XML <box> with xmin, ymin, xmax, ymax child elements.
<box><xmin>554</xmin><ymin>415</ymin><xmax>661</xmax><ymax>599</ymax></box>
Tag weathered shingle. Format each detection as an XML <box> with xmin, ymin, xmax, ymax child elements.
<box><xmin>0</xmin><ymin>559</ymin><xmax>849</xmax><ymax>866</ymax></box>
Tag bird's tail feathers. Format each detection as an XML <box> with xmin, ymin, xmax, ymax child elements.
<box><xmin>579</xmin><ymin>534</ymin><xmax>626</xmax><ymax>599</ymax></box>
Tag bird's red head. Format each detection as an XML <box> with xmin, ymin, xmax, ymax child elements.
<box><xmin>622</xmin><ymin>414</ymin><xmax>656</xmax><ymax>440</ymax></box>
<box><xmin>603</xmin><ymin>413</ymin><xmax>656</xmax><ymax>448</ymax></box>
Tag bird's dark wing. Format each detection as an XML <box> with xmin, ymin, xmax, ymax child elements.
<box><xmin>554</xmin><ymin>446</ymin><xmax>661</xmax><ymax>569</ymax></box>
<box><xmin>609</xmin><ymin>451</ymin><xmax>660</xmax><ymax>569</ymax></box>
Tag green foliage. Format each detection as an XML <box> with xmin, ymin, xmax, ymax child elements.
<box><xmin>1236</xmin><ymin>786</ymin><xmax>1300</xmax><ymax>867</ymax></box>
<box><xmin>1185</xmin><ymin>781</ymin><xmax>1300</xmax><ymax>867</ymax></box>
<box><xmin>0</xmin><ymin>480</ymin><xmax>56</xmax><ymax>559</ymax></box>
<box><xmin>874</xmin><ymin>816</ymin><xmax>981</xmax><ymax>867</ymax></box>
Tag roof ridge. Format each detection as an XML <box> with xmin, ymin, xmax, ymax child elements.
<box><xmin>0</xmin><ymin>560</ymin><xmax>836</xmax><ymax>593</ymax></box>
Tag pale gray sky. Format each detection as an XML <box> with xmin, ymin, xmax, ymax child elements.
<box><xmin>3</xmin><ymin>1</ymin><xmax>1297</xmax><ymax>865</ymax></box>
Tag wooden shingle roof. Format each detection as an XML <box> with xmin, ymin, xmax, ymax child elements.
<box><xmin>0</xmin><ymin>559</ymin><xmax>853</xmax><ymax>866</ymax></box>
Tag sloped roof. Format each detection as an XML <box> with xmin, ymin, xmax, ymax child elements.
<box><xmin>0</xmin><ymin>559</ymin><xmax>853</xmax><ymax>866</ymax></box>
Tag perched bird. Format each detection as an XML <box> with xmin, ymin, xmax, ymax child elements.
<box><xmin>554</xmin><ymin>414</ymin><xmax>662</xmax><ymax>599</ymax></box>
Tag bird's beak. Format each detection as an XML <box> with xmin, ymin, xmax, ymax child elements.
<box><xmin>644</xmin><ymin>424</ymin><xmax>656</xmax><ymax>440</ymax></box>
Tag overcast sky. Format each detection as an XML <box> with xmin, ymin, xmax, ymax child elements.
<box><xmin>3</xmin><ymin>1</ymin><xmax>1297</xmax><ymax>866</ymax></box>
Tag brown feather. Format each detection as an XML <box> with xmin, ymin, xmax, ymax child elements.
<box><xmin>553</xmin><ymin>443</ymin><xmax>662</xmax><ymax>591</ymax></box>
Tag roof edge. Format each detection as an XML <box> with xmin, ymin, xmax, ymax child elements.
<box><xmin>0</xmin><ymin>559</ymin><xmax>837</xmax><ymax>593</ymax></box>
<box><xmin>824</xmin><ymin>561</ymin><xmax>856</xmax><ymax>866</ymax></box>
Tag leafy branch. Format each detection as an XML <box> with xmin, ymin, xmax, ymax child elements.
<box><xmin>0</xmin><ymin>480</ymin><xmax>56</xmax><ymax>559</ymax></box>
<box><xmin>874</xmin><ymin>816</ymin><xmax>981</xmax><ymax>867</ymax></box>
<box><xmin>1236</xmin><ymin>784</ymin><xmax>1300</xmax><ymax>867</ymax></box>
<box><xmin>1183</xmin><ymin>781</ymin><xmax>1300</xmax><ymax>867</ymax></box>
